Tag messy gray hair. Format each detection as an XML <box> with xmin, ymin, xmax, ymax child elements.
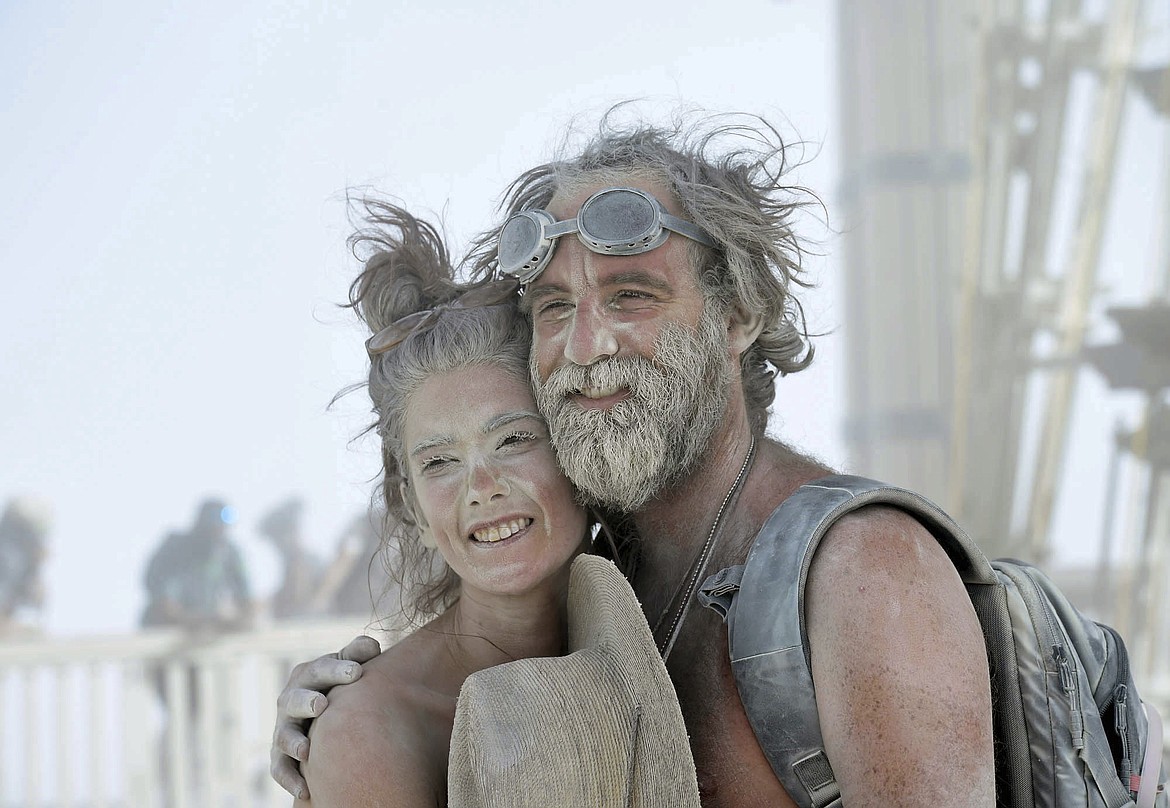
<box><xmin>344</xmin><ymin>198</ymin><xmax>531</xmax><ymax>624</ymax></box>
<box><xmin>468</xmin><ymin>108</ymin><xmax>819</xmax><ymax>435</ymax></box>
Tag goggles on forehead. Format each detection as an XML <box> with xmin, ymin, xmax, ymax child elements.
<box><xmin>496</xmin><ymin>186</ymin><xmax>717</xmax><ymax>284</ymax></box>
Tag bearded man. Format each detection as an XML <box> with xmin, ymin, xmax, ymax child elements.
<box><xmin>271</xmin><ymin>114</ymin><xmax>996</xmax><ymax>807</ymax></box>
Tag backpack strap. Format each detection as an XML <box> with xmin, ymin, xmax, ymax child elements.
<box><xmin>698</xmin><ymin>474</ymin><xmax>997</xmax><ymax>808</ymax></box>
<box><xmin>1136</xmin><ymin>702</ymin><xmax>1164</xmax><ymax>808</ymax></box>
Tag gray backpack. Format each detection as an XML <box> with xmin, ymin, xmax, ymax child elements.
<box><xmin>699</xmin><ymin>474</ymin><xmax>1167</xmax><ymax>808</ymax></box>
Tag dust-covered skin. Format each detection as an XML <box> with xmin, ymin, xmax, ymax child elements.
<box><xmin>522</xmin><ymin>177</ymin><xmax>995</xmax><ymax>807</ymax></box>
<box><xmin>804</xmin><ymin>505</ymin><xmax>994</xmax><ymax>806</ymax></box>
<box><xmin>274</xmin><ymin>174</ymin><xmax>996</xmax><ymax>807</ymax></box>
<box><xmin>300</xmin><ymin>366</ymin><xmax>588</xmax><ymax>807</ymax></box>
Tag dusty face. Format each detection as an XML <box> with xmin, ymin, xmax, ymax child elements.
<box><xmin>401</xmin><ymin>364</ymin><xmax>589</xmax><ymax>598</ymax></box>
<box><xmin>524</xmin><ymin>177</ymin><xmax>734</xmax><ymax>510</ymax></box>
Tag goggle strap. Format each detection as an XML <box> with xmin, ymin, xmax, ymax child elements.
<box><xmin>661</xmin><ymin>213</ymin><xmax>717</xmax><ymax>248</ymax></box>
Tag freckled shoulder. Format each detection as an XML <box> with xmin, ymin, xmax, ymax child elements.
<box><xmin>811</xmin><ymin>504</ymin><xmax>960</xmax><ymax>586</ymax></box>
<box><xmin>803</xmin><ymin>504</ymin><xmax>996</xmax><ymax>807</ymax></box>
<box><xmin>302</xmin><ymin>636</ymin><xmax>454</xmax><ymax>808</ymax></box>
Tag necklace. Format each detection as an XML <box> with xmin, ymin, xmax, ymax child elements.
<box><xmin>654</xmin><ymin>436</ymin><xmax>757</xmax><ymax>662</ymax></box>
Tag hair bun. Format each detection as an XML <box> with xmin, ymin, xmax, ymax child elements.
<box><xmin>346</xmin><ymin>198</ymin><xmax>459</xmax><ymax>334</ymax></box>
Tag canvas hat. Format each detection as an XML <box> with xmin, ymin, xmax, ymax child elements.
<box><xmin>447</xmin><ymin>553</ymin><xmax>702</xmax><ymax>807</ymax></box>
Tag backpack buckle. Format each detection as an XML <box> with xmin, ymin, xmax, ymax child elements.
<box><xmin>698</xmin><ymin>565</ymin><xmax>745</xmax><ymax>621</ymax></box>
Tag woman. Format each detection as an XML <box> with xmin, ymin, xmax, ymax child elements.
<box><xmin>299</xmin><ymin>201</ymin><xmax>698</xmax><ymax>807</ymax></box>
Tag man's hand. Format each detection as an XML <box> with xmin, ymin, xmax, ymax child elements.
<box><xmin>270</xmin><ymin>635</ymin><xmax>381</xmax><ymax>800</ymax></box>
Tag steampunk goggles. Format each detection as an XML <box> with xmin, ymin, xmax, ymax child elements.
<box><xmin>496</xmin><ymin>186</ymin><xmax>717</xmax><ymax>284</ymax></box>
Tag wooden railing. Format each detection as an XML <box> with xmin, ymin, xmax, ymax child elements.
<box><xmin>1</xmin><ymin>617</ymin><xmax>1165</xmax><ymax>808</ymax></box>
<box><xmin>0</xmin><ymin>620</ymin><xmax>398</xmax><ymax>808</ymax></box>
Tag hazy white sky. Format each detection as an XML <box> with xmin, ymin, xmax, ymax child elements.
<box><xmin>0</xmin><ymin>0</ymin><xmax>846</xmax><ymax>634</ymax></box>
<box><xmin>3</xmin><ymin>1</ymin><xmax>1166</xmax><ymax>637</ymax></box>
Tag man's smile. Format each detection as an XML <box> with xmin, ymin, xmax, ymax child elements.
<box><xmin>570</xmin><ymin>385</ymin><xmax>632</xmax><ymax>410</ymax></box>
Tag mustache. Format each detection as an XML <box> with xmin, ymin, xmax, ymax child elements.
<box><xmin>538</xmin><ymin>356</ymin><xmax>667</xmax><ymax>402</ymax></box>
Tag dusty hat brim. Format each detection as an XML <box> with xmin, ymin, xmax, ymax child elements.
<box><xmin>448</xmin><ymin>554</ymin><xmax>701</xmax><ymax>807</ymax></box>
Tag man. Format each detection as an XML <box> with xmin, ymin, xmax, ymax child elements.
<box><xmin>257</xmin><ymin>496</ymin><xmax>326</xmax><ymax>620</ymax></box>
<box><xmin>272</xmin><ymin>115</ymin><xmax>995</xmax><ymax>807</ymax></box>
<box><xmin>0</xmin><ymin>497</ymin><xmax>50</xmax><ymax>632</ymax></box>
<box><xmin>141</xmin><ymin>497</ymin><xmax>253</xmax><ymax>633</ymax></box>
<box><xmin>142</xmin><ymin>497</ymin><xmax>254</xmax><ymax>787</ymax></box>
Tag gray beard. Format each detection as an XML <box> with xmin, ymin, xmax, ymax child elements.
<box><xmin>532</xmin><ymin>307</ymin><xmax>732</xmax><ymax>512</ymax></box>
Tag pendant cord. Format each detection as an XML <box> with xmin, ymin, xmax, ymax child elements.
<box><xmin>654</xmin><ymin>436</ymin><xmax>756</xmax><ymax>662</ymax></box>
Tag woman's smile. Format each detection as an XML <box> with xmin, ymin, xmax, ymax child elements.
<box><xmin>469</xmin><ymin>516</ymin><xmax>534</xmax><ymax>544</ymax></box>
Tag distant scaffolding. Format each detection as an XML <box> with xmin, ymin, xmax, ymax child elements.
<box><xmin>836</xmin><ymin>0</ymin><xmax>977</xmax><ymax>506</ymax></box>
<box><xmin>837</xmin><ymin>0</ymin><xmax>1169</xmax><ymax>688</ymax></box>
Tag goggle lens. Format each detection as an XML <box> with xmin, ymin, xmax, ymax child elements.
<box><xmin>497</xmin><ymin>214</ymin><xmax>544</xmax><ymax>277</ymax></box>
<box><xmin>496</xmin><ymin>187</ymin><xmax>714</xmax><ymax>283</ymax></box>
<box><xmin>580</xmin><ymin>191</ymin><xmax>656</xmax><ymax>245</ymax></box>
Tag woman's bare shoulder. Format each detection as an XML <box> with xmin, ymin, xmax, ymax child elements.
<box><xmin>302</xmin><ymin>628</ymin><xmax>457</xmax><ymax>807</ymax></box>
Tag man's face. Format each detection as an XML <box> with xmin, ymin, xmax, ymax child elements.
<box><xmin>524</xmin><ymin>178</ymin><xmax>733</xmax><ymax>511</ymax></box>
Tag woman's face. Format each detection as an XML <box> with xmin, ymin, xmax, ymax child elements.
<box><xmin>401</xmin><ymin>363</ymin><xmax>588</xmax><ymax>598</ymax></box>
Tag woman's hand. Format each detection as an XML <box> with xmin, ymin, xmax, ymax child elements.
<box><xmin>270</xmin><ymin>635</ymin><xmax>382</xmax><ymax>800</ymax></box>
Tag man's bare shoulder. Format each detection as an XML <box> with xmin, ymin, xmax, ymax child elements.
<box><xmin>813</xmin><ymin>504</ymin><xmax>959</xmax><ymax>586</ymax></box>
<box><xmin>735</xmin><ymin>440</ymin><xmax>833</xmax><ymax>536</ymax></box>
<box><xmin>806</xmin><ymin>503</ymin><xmax>982</xmax><ymax>666</ymax></box>
<box><xmin>804</xmin><ymin>504</ymin><xmax>995</xmax><ymax>806</ymax></box>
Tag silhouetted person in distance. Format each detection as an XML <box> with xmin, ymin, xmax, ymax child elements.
<box><xmin>141</xmin><ymin>498</ymin><xmax>253</xmax><ymax>634</ymax></box>
<box><xmin>257</xmin><ymin>497</ymin><xmax>324</xmax><ymax>620</ymax></box>
<box><xmin>0</xmin><ymin>497</ymin><xmax>50</xmax><ymax>635</ymax></box>
<box><xmin>141</xmin><ymin>498</ymin><xmax>254</xmax><ymax>789</ymax></box>
<box><xmin>317</xmin><ymin>509</ymin><xmax>398</xmax><ymax>620</ymax></box>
